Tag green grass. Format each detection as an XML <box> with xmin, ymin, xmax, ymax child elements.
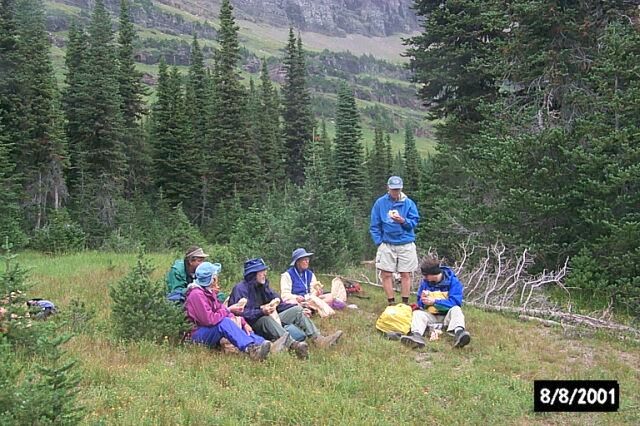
<box><xmin>9</xmin><ymin>251</ymin><xmax>640</xmax><ymax>425</ymax></box>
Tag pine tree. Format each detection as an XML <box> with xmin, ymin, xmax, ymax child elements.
<box><xmin>281</xmin><ymin>28</ymin><xmax>314</xmax><ymax>186</ymax></box>
<box><xmin>109</xmin><ymin>249</ymin><xmax>189</xmax><ymax>342</ymax></box>
<box><xmin>62</xmin><ymin>20</ymin><xmax>89</xmax><ymax>194</ymax></box>
<box><xmin>0</xmin><ymin>0</ymin><xmax>27</xmax><ymax>245</ymax></box>
<box><xmin>333</xmin><ymin>83</ymin><xmax>365</xmax><ymax>201</ymax></box>
<box><xmin>13</xmin><ymin>0</ymin><xmax>68</xmax><ymax>230</ymax></box>
<box><xmin>384</xmin><ymin>133</ymin><xmax>393</xmax><ymax>178</ymax></box>
<box><xmin>210</xmin><ymin>0</ymin><xmax>259</xmax><ymax>203</ymax></box>
<box><xmin>256</xmin><ymin>60</ymin><xmax>285</xmax><ymax>186</ymax></box>
<box><xmin>403</xmin><ymin>123</ymin><xmax>420</xmax><ymax>192</ymax></box>
<box><xmin>150</xmin><ymin>61</ymin><xmax>194</xmax><ymax>210</ymax></box>
<box><xmin>117</xmin><ymin>0</ymin><xmax>149</xmax><ymax>197</ymax></box>
<box><xmin>0</xmin><ymin>246</ymin><xmax>82</xmax><ymax>424</ymax></box>
<box><xmin>318</xmin><ymin>119</ymin><xmax>334</xmax><ymax>185</ymax></box>
<box><xmin>185</xmin><ymin>34</ymin><xmax>213</xmax><ymax>222</ymax></box>
<box><xmin>64</xmin><ymin>0</ymin><xmax>126</xmax><ymax>240</ymax></box>
<box><xmin>369</xmin><ymin>126</ymin><xmax>388</xmax><ymax>195</ymax></box>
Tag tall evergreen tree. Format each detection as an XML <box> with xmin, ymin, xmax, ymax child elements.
<box><xmin>281</xmin><ymin>28</ymin><xmax>314</xmax><ymax>186</ymax></box>
<box><xmin>368</xmin><ymin>126</ymin><xmax>388</xmax><ymax>195</ymax></box>
<box><xmin>117</xmin><ymin>0</ymin><xmax>149</xmax><ymax>197</ymax></box>
<box><xmin>384</xmin><ymin>133</ymin><xmax>393</xmax><ymax>178</ymax></box>
<box><xmin>13</xmin><ymin>0</ymin><xmax>68</xmax><ymax>229</ymax></box>
<box><xmin>62</xmin><ymin>20</ymin><xmax>89</xmax><ymax>194</ymax></box>
<box><xmin>210</xmin><ymin>0</ymin><xmax>259</xmax><ymax>203</ymax></box>
<box><xmin>185</xmin><ymin>34</ymin><xmax>212</xmax><ymax>221</ymax></box>
<box><xmin>256</xmin><ymin>60</ymin><xmax>284</xmax><ymax>186</ymax></box>
<box><xmin>333</xmin><ymin>83</ymin><xmax>364</xmax><ymax>201</ymax></box>
<box><xmin>150</xmin><ymin>60</ymin><xmax>194</xmax><ymax>210</ymax></box>
<box><xmin>75</xmin><ymin>0</ymin><xmax>126</xmax><ymax>234</ymax></box>
<box><xmin>0</xmin><ymin>0</ymin><xmax>27</xmax><ymax>244</ymax></box>
<box><xmin>403</xmin><ymin>123</ymin><xmax>420</xmax><ymax>192</ymax></box>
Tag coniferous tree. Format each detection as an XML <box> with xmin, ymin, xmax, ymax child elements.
<box><xmin>403</xmin><ymin>123</ymin><xmax>420</xmax><ymax>192</ymax></box>
<box><xmin>318</xmin><ymin>119</ymin><xmax>334</xmax><ymax>186</ymax></box>
<box><xmin>281</xmin><ymin>28</ymin><xmax>314</xmax><ymax>186</ymax></box>
<box><xmin>210</xmin><ymin>0</ymin><xmax>259</xmax><ymax>203</ymax></box>
<box><xmin>333</xmin><ymin>83</ymin><xmax>364</xmax><ymax>201</ymax></box>
<box><xmin>62</xmin><ymin>20</ymin><xmax>89</xmax><ymax>194</ymax></box>
<box><xmin>65</xmin><ymin>0</ymin><xmax>125</xmax><ymax>241</ymax></box>
<box><xmin>151</xmin><ymin>61</ymin><xmax>194</xmax><ymax>210</ymax></box>
<box><xmin>117</xmin><ymin>0</ymin><xmax>149</xmax><ymax>197</ymax></box>
<box><xmin>14</xmin><ymin>0</ymin><xmax>68</xmax><ymax>229</ymax></box>
<box><xmin>0</xmin><ymin>0</ymin><xmax>26</xmax><ymax>244</ymax></box>
<box><xmin>185</xmin><ymin>34</ymin><xmax>212</xmax><ymax>222</ymax></box>
<box><xmin>384</xmin><ymin>133</ymin><xmax>393</xmax><ymax>178</ymax></box>
<box><xmin>257</xmin><ymin>60</ymin><xmax>285</xmax><ymax>186</ymax></box>
<box><xmin>369</xmin><ymin>126</ymin><xmax>388</xmax><ymax>195</ymax></box>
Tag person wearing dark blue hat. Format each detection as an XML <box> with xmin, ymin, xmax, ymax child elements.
<box><xmin>228</xmin><ymin>257</ymin><xmax>344</xmax><ymax>359</ymax></box>
<box><xmin>184</xmin><ymin>262</ymin><xmax>271</xmax><ymax>361</ymax></box>
<box><xmin>370</xmin><ymin>176</ymin><xmax>420</xmax><ymax>305</ymax></box>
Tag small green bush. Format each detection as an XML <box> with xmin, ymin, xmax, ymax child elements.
<box><xmin>109</xmin><ymin>249</ymin><xmax>189</xmax><ymax>343</ymax></box>
<box><xmin>30</xmin><ymin>209</ymin><xmax>85</xmax><ymax>253</ymax></box>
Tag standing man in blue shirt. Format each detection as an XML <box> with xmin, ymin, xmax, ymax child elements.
<box><xmin>370</xmin><ymin>176</ymin><xmax>420</xmax><ymax>305</ymax></box>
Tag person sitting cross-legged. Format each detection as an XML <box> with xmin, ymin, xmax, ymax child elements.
<box><xmin>185</xmin><ymin>262</ymin><xmax>271</xmax><ymax>361</ymax></box>
<box><xmin>398</xmin><ymin>256</ymin><xmax>471</xmax><ymax>349</ymax></box>
<box><xmin>280</xmin><ymin>248</ymin><xmax>347</xmax><ymax>317</ymax></box>
<box><xmin>229</xmin><ymin>258</ymin><xmax>343</xmax><ymax>359</ymax></box>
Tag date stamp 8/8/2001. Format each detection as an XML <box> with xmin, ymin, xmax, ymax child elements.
<box><xmin>534</xmin><ymin>380</ymin><xmax>619</xmax><ymax>412</ymax></box>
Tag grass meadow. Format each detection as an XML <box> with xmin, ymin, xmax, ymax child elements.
<box><xmin>12</xmin><ymin>251</ymin><xmax>640</xmax><ymax>425</ymax></box>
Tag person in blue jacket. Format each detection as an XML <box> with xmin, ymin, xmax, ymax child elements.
<box><xmin>398</xmin><ymin>256</ymin><xmax>471</xmax><ymax>349</ymax></box>
<box><xmin>370</xmin><ymin>176</ymin><xmax>420</xmax><ymax>305</ymax></box>
<box><xmin>228</xmin><ymin>258</ymin><xmax>343</xmax><ymax>359</ymax></box>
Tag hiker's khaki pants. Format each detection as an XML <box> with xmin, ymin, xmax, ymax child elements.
<box><xmin>410</xmin><ymin>306</ymin><xmax>465</xmax><ymax>335</ymax></box>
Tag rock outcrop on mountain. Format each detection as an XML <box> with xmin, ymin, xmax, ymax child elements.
<box><xmin>50</xmin><ymin>0</ymin><xmax>418</xmax><ymax>38</ymax></box>
<box><xmin>232</xmin><ymin>0</ymin><xmax>419</xmax><ymax>37</ymax></box>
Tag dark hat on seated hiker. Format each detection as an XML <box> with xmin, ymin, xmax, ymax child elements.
<box><xmin>186</xmin><ymin>247</ymin><xmax>208</xmax><ymax>259</ymax></box>
<box><xmin>244</xmin><ymin>258</ymin><xmax>268</xmax><ymax>277</ymax></box>
<box><xmin>421</xmin><ymin>264</ymin><xmax>442</xmax><ymax>276</ymax></box>
<box><xmin>290</xmin><ymin>248</ymin><xmax>314</xmax><ymax>266</ymax></box>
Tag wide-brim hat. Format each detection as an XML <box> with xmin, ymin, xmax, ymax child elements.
<box><xmin>290</xmin><ymin>248</ymin><xmax>314</xmax><ymax>266</ymax></box>
<box><xmin>195</xmin><ymin>262</ymin><xmax>222</xmax><ymax>286</ymax></box>
<box><xmin>186</xmin><ymin>247</ymin><xmax>209</xmax><ymax>258</ymax></box>
<box><xmin>244</xmin><ymin>258</ymin><xmax>269</xmax><ymax>277</ymax></box>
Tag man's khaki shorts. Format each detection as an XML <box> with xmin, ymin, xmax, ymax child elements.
<box><xmin>376</xmin><ymin>242</ymin><xmax>418</xmax><ymax>273</ymax></box>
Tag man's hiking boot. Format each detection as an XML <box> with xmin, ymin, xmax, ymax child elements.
<box><xmin>385</xmin><ymin>331</ymin><xmax>402</xmax><ymax>341</ymax></box>
<box><xmin>453</xmin><ymin>329</ymin><xmax>471</xmax><ymax>348</ymax></box>
<box><xmin>400</xmin><ymin>332</ymin><xmax>426</xmax><ymax>349</ymax></box>
<box><xmin>270</xmin><ymin>332</ymin><xmax>289</xmax><ymax>354</ymax></box>
<box><xmin>246</xmin><ymin>341</ymin><xmax>271</xmax><ymax>361</ymax></box>
<box><xmin>290</xmin><ymin>341</ymin><xmax>309</xmax><ymax>359</ymax></box>
<box><xmin>313</xmin><ymin>330</ymin><xmax>343</xmax><ymax>349</ymax></box>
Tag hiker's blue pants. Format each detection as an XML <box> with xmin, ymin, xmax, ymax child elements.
<box><xmin>191</xmin><ymin>317</ymin><xmax>265</xmax><ymax>352</ymax></box>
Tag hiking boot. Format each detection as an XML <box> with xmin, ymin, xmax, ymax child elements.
<box><xmin>270</xmin><ymin>332</ymin><xmax>289</xmax><ymax>354</ymax></box>
<box><xmin>246</xmin><ymin>341</ymin><xmax>271</xmax><ymax>361</ymax></box>
<box><xmin>290</xmin><ymin>341</ymin><xmax>309</xmax><ymax>359</ymax></box>
<box><xmin>453</xmin><ymin>329</ymin><xmax>471</xmax><ymax>348</ymax></box>
<box><xmin>313</xmin><ymin>330</ymin><xmax>343</xmax><ymax>349</ymax></box>
<box><xmin>385</xmin><ymin>331</ymin><xmax>402</xmax><ymax>341</ymax></box>
<box><xmin>400</xmin><ymin>332</ymin><xmax>426</xmax><ymax>349</ymax></box>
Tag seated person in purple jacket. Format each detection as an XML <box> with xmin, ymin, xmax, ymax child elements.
<box><xmin>397</xmin><ymin>256</ymin><xmax>471</xmax><ymax>349</ymax></box>
<box><xmin>228</xmin><ymin>258</ymin><xmax>343</xmax><ymax>360</ymax></box>
<box><xmin>185</xmin><ymin>262</ymin><xmax>271</xmax><ymax>361</ymax></box>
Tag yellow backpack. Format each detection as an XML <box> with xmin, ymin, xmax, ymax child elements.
<box><xmin>375</xmin><ymin>303</ymin><xmax>413</xmax><ymax>334</ymax></box>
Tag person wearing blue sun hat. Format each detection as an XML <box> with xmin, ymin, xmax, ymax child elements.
<box><xmin>184</xmin><ymin>261</ymin><xmax>272</xmax><ymax>361</ymax></box>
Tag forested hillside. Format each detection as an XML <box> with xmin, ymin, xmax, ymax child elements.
<box><xmin>43</xmin><ymin>0</ymin><xmax>430</xmax><ymax>144</ymax></box>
